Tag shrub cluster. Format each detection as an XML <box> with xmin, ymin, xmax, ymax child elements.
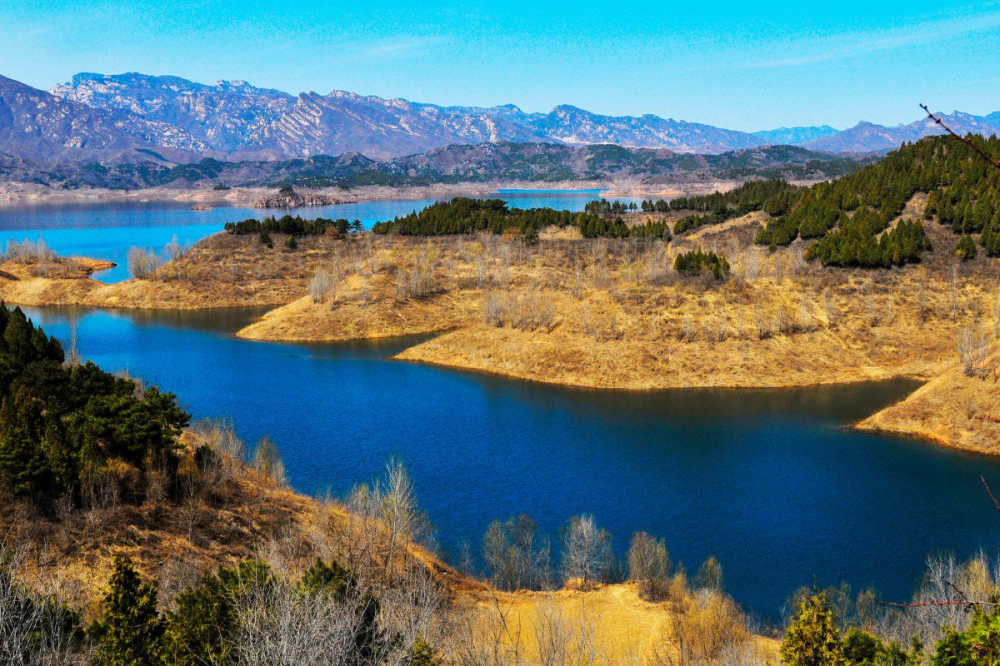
<box><xmin>674</xmin><ymin>249</ymin><xmax>731</xmax><ymax>279</ymax></box>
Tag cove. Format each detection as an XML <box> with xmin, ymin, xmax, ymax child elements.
<box><xmin>18</xmin><ymin>304</ymin><xmax>1000</xmax><ymax>621</ymax></box>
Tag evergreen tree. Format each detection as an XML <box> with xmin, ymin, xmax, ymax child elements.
<box><xmin>407</xmin><ymin>637</ymin><xmax>440</xmax><ymax>666</ymax></box>
<box><xmin>781</xmin><ymin>591</ymin><xmax>844</xmax><ymax>666</ymax></box>
<box><xmin>932</xmin><ymin>607</ymin><xmax>1000</xmax><ymax>665</ymax></box>
<box><xmin>956</xmin><ymin>235</ymin><xmax>977</xmax><ymax>261</ymax></box>
<box><xmin>0</xmin><ymin>387</ymin><xmax>48</xmax><ymax>496</ymax></box>
<box><xmin>91</xmin><ymin>555</ymin><xmax>164</xmax><ymax>666</ymax></box>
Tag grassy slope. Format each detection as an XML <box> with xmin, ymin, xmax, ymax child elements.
<box><xmin>858</xmin><ymin>356</ymin><xmax>1000</xmax><ymax>454</ymax></box>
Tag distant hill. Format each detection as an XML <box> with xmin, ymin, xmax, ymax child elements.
<box><xmin>802</xmin><ymin>112</ymin><xmax>1000</xmax><ymax>154</ymax></box>
<box><xmin>49</xmin><ymin>73</ymin><xmax>768</xmax><ymax>159</ymax></box>
<box><xmin>0</xmin><ymin>74</ymin><xmax>206</xmax><ymax>163</ymax></box>
<box><xmin>1</xmin><ymin>142</ymin><xmax>868</xmax><ymax>191</ymax></box>
<box><xmin>50</xmin><ymin>72</ymin><xmax>296</xmax><ymax>152</ymax></box>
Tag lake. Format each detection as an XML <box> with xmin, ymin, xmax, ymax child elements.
<box><xmin>3</xmin><ymin>193</ymin><xmax>999</xmax><ymax>620</ymax></box>
<box><xmin>0</xmin><ymin>191</ymin><xmax>628</xmax><ymax>283</ymax></box>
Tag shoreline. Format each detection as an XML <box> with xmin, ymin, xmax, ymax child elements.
<box><xmin>0</xmin><ymin>179</ymin><xmax>743</xmax><ymax>208</ymax></box>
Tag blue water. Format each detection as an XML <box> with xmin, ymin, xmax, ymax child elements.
<box><xmin>3</xmin><ymin>194</ymin><xmax>999</xmax><ymax>619</ymax></box>
<box><xmin>0</xmin><ymin>192</ymin><xmax>643</xmax><ymax>283</ymax></box>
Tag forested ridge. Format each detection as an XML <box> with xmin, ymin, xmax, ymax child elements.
<box><xmin>672</xmin><ymin>135</ymin><xmax>1000</xmax><ymax>267</ymax></box>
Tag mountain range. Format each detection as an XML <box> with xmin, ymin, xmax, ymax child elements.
<box><xmin>2</xmin><ymin>71</ymin><xmax>999</xmax><ymax>168</ymax></box>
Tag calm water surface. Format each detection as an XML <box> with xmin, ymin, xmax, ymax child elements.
<box><xmin>3</xmin><ymin>196</ymin><xmax>999</xmax><ymax>619</ymax></box>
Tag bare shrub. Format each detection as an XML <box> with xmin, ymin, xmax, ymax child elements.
<box><xmin>958</xmin><ymin>328</ymin><xmax>988</xmax><ymax>378</ymax></box>
<box><xmin>627</xmin><ymin>531</ymin><xmax>672</xmax><ymax>601</ymax></box>
<box><xmin>191</xmin><ymin>417</ymin><xmax>248</xmax><ymax>487</ymax></box>
<box><xmin>252</xmin><ymin>435</ymin><xmax>287</xmax><ymax>486</ymax></box>
<box><xmin>533</xmin><ymin>600</ymin><xmax>572</xmax><ymax>666</ymax></box>
<box><xmin>126</xmin><ymin>246</ymin><xmax>162</xmax><ymax>280</ymax></box>
<box><xmin>451</xmin><ymin>596</ymin><xmax>524</xmax><ymax>666</ymax></box>
<box><xmin>653</xmin><ymin>584</ymin><xmax>752</xmax><ymax>666</ymax></box>
<box><xmin>0</xmin><ymin>540</ymin><xmax>87</xmax><ymax>666</ymax></box>
<box><xmin>680</xmin><ymin>314</ymin><xmax>695</xmax><ymax>343</ymax></box>
<box><xmin>483</xmin><ymin>292</ymin><xmax>505</xmax><ymax>327</ymax></box>
<box><xmin>754</xmin><ymin>301</ymin><xmax>774</xmax><ymax>340</ymax></box>
<box><xmin>236</xmin><ymin>576</ymin><xmax>378</xmax><ymax>666</ymax></box>
<box><xmin>994</xmin><ymin>289</ymin><xmax>1000</xmax><ymax>340</ymax></box>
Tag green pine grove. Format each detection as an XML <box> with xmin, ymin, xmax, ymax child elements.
<box><xmin>0</xmin><ymin>305</ymin><xmax>189</xmax><ymax>505</ymax></box>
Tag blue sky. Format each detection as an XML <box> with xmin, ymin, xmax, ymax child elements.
<box><xmin>1</xmin><ymin>0</ymin><xmax>998</xmax><ymax>131</ymax></box>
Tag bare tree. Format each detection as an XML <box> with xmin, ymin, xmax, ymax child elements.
<box><xmin>627</xmin><ymin>531</ymin><xmax>672</xmax><ymax>601</ymax></box>
<box><xmin>560</xmin><ymin>515</ymin><xmax>613</xmax><ymax>589</ymax></box>
<box><xmin>309</xmin><ymin>268</ymin><xmax>334</xmax><ymax>303</ymax></box>
<box><xmin>483</xmin><ymin>514</ymin><xmax>552</xmax><ymax>591</ymax></box>
<box><xmin>164</xmin><ymin>234</ymin><xmax>187</xmax><ymax>262</ymax></box>
<box><xmin>126</xmin><ymin>246</ymin><xmax>162</xmax><ymax>280</ymax></box>
<box><xmin>65</xmin><ymin>315</ymin><xmax>82</xmax><ymax>368</ymax></box>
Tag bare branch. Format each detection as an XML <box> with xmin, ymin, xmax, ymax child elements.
<box><xmin>921</xmin><ymin>103</ymin><xmax>1000</xmax><ymax>172</ymax></box>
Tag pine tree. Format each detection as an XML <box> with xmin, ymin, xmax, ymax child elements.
<box><xmin>0</xmin><ymin>387</ymin><xmax>49</xmax><ymax>496</ymax></box>
<box><xmin>781</xmin><ymin>591</ymin><xmax>844</xmax><ymax>666</ymax></box>
<box><xmin>956</xmin><ymin>235</ymin><xmax>978</xmax><ymax>262</ymax></box>
<box><xmin>407</xmin><ymin>637</ymin><xmax>440</xmax><ymax>666</ymax></box>
<box><xmin>92</xmin><ymin>555</ymin><xmax>164</xmax><ymax>666</ymax></box>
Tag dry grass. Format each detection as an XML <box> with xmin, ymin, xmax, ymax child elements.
<box><xmin>455</xmin><ymin>582</ymin><xmax>779</xmax><ymax>665</ymax></box>
<box><xmin>3</xmin><ymin>210</ymin><xmax>1000</xmax><ymax>452</ymax></box>
<box><xmin>858</xmin><ymin>352</ymin><xmax>1000</xmax><ymax>454</ymax></box>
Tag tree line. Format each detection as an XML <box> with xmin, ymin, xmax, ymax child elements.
<box><xmin>583</xmin><ymin>198</ymin><xmax>638</xmax><ymax>215</ymax></box>
<box><xmin>371</xmin><ymin>198</ymin><xmax>671</xmax><ymax>240</ymax></box>
<box><xmin>224</xmin><ymin>215</ymin><xmax>363</xmax><ymax>248</ymax></box>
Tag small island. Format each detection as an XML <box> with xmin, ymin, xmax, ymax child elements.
<box><xmin>253</xmin><ymin>184</ymin><xmax>343</xmax><ymax>208</ymax></box>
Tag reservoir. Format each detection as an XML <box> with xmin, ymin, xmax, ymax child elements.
<box><xmin>3</xmin><ymin>193</ymin><xmax>997</xmax><ymax>619</ymax></box>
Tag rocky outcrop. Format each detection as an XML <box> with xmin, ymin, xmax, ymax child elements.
<box><xmin>252</xmin><ymin>187</ymin><xmax>342</xmax><ymax>208</ymax></box>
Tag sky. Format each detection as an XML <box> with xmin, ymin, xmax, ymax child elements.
<box><xmin>1</xmin><ymin>0</ymin><xmax>999</xmax><ymax>132</ymax></box>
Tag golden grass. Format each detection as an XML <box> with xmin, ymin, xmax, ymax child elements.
<box><xmin>858</xmin><ymin>356</ymin><xmax>1000</xmax><ymax>454</ymax></box>
<box><xmin>2</xmin><ymin>208</ymin><xmax>999</xmax><ymax>453</ymax></box>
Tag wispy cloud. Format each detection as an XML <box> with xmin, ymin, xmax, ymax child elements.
<box><xmin>742</xmin><ymin>10</ymin><xmax>1000</xmax><ymax>70</ymax></box>
<box><xmin>348</xmin><ymin>36</ymin><xmax>454</xmax><ymax>63</ymax></box>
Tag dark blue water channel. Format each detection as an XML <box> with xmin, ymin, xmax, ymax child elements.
<box><xmin>3</xmin><ymin>195</ymin><xmax>1000</xmax><ymax>620</ymax></box>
